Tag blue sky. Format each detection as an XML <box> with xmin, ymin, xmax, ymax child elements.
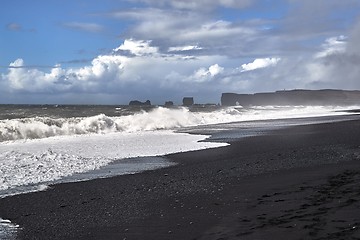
<box><xmin>1</xmin><ymin>0</ymin><xmax>360</xmax><ymax>104</ymax></box>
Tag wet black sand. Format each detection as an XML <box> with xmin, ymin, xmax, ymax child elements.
<box><xmin>1</xmin><ymin>117</ymin><xmax>360</xmax><ymax>239</ymax></box>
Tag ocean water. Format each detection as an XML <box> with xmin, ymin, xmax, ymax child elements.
<box><xmin>1</xmin><ymin>104</ymin><xmax>360</xmax><ymax>197</ymax></box>
<box><xmin>1</xmin><ymin>104</ymin><xmax>360</xmax><ymax>238</ymax></box>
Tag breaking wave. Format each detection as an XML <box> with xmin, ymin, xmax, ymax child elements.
<box><xmin>0</xmin><ymin>107</ymin><xmax>196</xmax><ymax>141</ymax></box>
<box><xmin>0</xmin><ymin>105</ymin><xmax>357</xmax><ymax>142</ymax></box>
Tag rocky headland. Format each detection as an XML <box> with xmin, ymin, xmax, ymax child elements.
<box><xmin>221</xmin><ymin>89</ymin><xmax>360</xmax><ymax>106</ymax></box>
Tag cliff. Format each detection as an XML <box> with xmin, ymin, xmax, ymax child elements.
<box><xmin>221</xmin><ymin>89</ymin><xmax>360</xmax><ymax>106</ymax></box>
<box><xmin>129</xmin><ymin>100</ymin><xmax>151</xmax><ymax>106</ymax></box>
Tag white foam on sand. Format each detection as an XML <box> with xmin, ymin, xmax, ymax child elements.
<box><xmin>0</xmin><ymin>130</ymin><xmax>227</xmax><ymax>197</ymax></box>
<box><xmin>0</xmin><ymin>218</ymin><xmax>19</xmax><ymax>240</ymax></box>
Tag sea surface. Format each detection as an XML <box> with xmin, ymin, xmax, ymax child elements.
<box><xmin>1</xmin><ymin>103</ymin><xmax>360</xmax><ymax>239</ymax></box>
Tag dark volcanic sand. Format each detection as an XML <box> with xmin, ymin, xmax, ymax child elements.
<box><xmin>1</xmin><ymin>118</ymin><xmax>360</xmax><ymax>239</ymax></box>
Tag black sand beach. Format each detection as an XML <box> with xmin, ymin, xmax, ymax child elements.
<box><xmin>2</xmin><ymin>117</ymin><xmax>360</xmax><ymax>239</ymax></box>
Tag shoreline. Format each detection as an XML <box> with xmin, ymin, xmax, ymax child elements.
<box><xmin>1</xmin><ymin>116</ymin><xmax>360</xmax><ymax>239</ymax></box>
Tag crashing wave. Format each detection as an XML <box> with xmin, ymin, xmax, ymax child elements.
<box><xmin>0</xmin><ymin>105</ymin><xmax>358</xmax><ymax>142</ymax></box>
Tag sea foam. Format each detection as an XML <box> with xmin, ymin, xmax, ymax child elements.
<box><xmin>0</xmin><ymin>105</ymin><xmax>358</xmax><ymax>142</ymax></box>
<box><xmin>0</xmin><ymin>218</ymin><xmax>19</xmax><ymax>240</ymax></box>
<box><xmin>0</xmin><ymin>105</ymin><xmax>359</xmax><ymax>197</ymax></box>
<box><xmin>0</xmin><ymin>130</ymin><xmax>227</xmax><ymax>196</ymax></box>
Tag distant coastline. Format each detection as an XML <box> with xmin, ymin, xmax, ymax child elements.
<box><xmin>2</xmin><ymin>89</ymin><xmax>360</xmax><ymax>107</ymax></box>
<box><xmin>126</xmin><ymin>89</ymin><xmax>360</xmax><ymax>108</ymax></box>
<box><xmin>221</xmin><ymin>89</ymin><xmax>360</xmax><ymax>106</ymax></box>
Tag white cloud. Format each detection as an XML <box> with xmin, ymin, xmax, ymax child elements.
<box><xmin>209</xmin><ymin>64</ymin><xmax>224</xmax><ymax>76</ymax></box>
<box><xmin>168</xmin><ymin>45</ymin><xmax>202</xmax><ymax>52</ymax></box>
<box><xmin>1</xmin><ymin>39</ymin><xmax>228</xmax><ymax>102</ymax></box>
<box><xmin>241</xmin><ymin>58</ymin><xmax>281</xmax><ymax>72</ymax></box>
<box><xmin>315</xmin><ymin>35</ymin><xmax>347</xmax><ymax>58</ymax></box>
<box><xmin>113</xmin><ymin>39</ymin><xmax>159</xmax><ymax>56</ymax></box>
<box><xmin>71</xmin><ymin>55</ymin><xmax>127</xmax><ymax>82</ymax></box>
<box><xmin>108</xmin><ymin>9</ymin><xmax>261</xmax><ymax>57</ymax></box>
<box><xmin>3</xmin><ymin>9</ymin><xmax>360</xmax><ymax>104</ymax></box>
<box><xmin>3</xmin><ymin>59</ymin><xmax>67</xmax><ymax>92</ymax></box>
<box><xmin>192</xmin><ymin>64</ymin><xmax>224</xmax><ymax>82</ymax></box>
<box><xmin>4</xmin><ymin>34</ymin><xmax>353</xmax><ymax>104</ymax></box>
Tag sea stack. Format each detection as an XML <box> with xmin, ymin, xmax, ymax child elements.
<box><xmin>165</xmin><ymin>101</ymin><xmax>174</xmax><ymax>107</ymax></box>
<box><xmin>183</xmin><ymin>97</ymin><xmax>194</xmax><ymax>106</ymax></box>
<box><xmin>129</xmin><ymin>100</ymin><xmax>151</xmax><ymax>106</ymax></box>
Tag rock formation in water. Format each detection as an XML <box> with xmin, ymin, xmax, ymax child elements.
<box><xmin>183</xmin><ymin>97</ymin><xmax>194</xmax><ymax>106</ymax></box>
<box><xmin>164</xmin><ymin>101</ymin><xmax>174</xmax><ymax>107</ymax></box>
<box><xmin>129</xmin><ymin>100</ymin><xmax>151</xmax><ymax>106</ymax></box>
<box><xmin>221</xmin><ymin>89</ymin><xmax>360</xmax><ymax>106</ymax></box>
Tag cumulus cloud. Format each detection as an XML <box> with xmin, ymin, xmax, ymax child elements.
<box><xmin>113</xmin><ymin>39</ymin><xmax>159</xmax><ymax>56</ymax></box>
<box><xmin>209</xmin><ymin>64</ymin><xmax>224</xmax><ymax>76</ymax></box>
<box><xmin>2</xmin><ymin>30</ymin><xmax>360</xmax><ymax>104</ymax></box>
<box><xmin>191</xmin><ymin>64</ymin><xmax>224</xmax><ymax>82</ymax></box>
<box><xmin>3</xmin><ymin>59</ymin><xmax>67</xmax><ymax>92</ymax></box>
<box><xmin>2</xmin><ymin>1</ymin><xmax>360</xmax><ymax>104</ymax></box>
<box><xmin>241</xmin><ymin>58</ymin><xmax>280</xmax><ymax>72</ymax></box>
<box><xmin>2</xmin><ymin>31</ymin><xmax>358</xmax><ymax>104</ymax></box>
<box><xmin>1</xmin><ymin>39</ymin><xmax>228</xmax><ymax>102</ymax></box>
